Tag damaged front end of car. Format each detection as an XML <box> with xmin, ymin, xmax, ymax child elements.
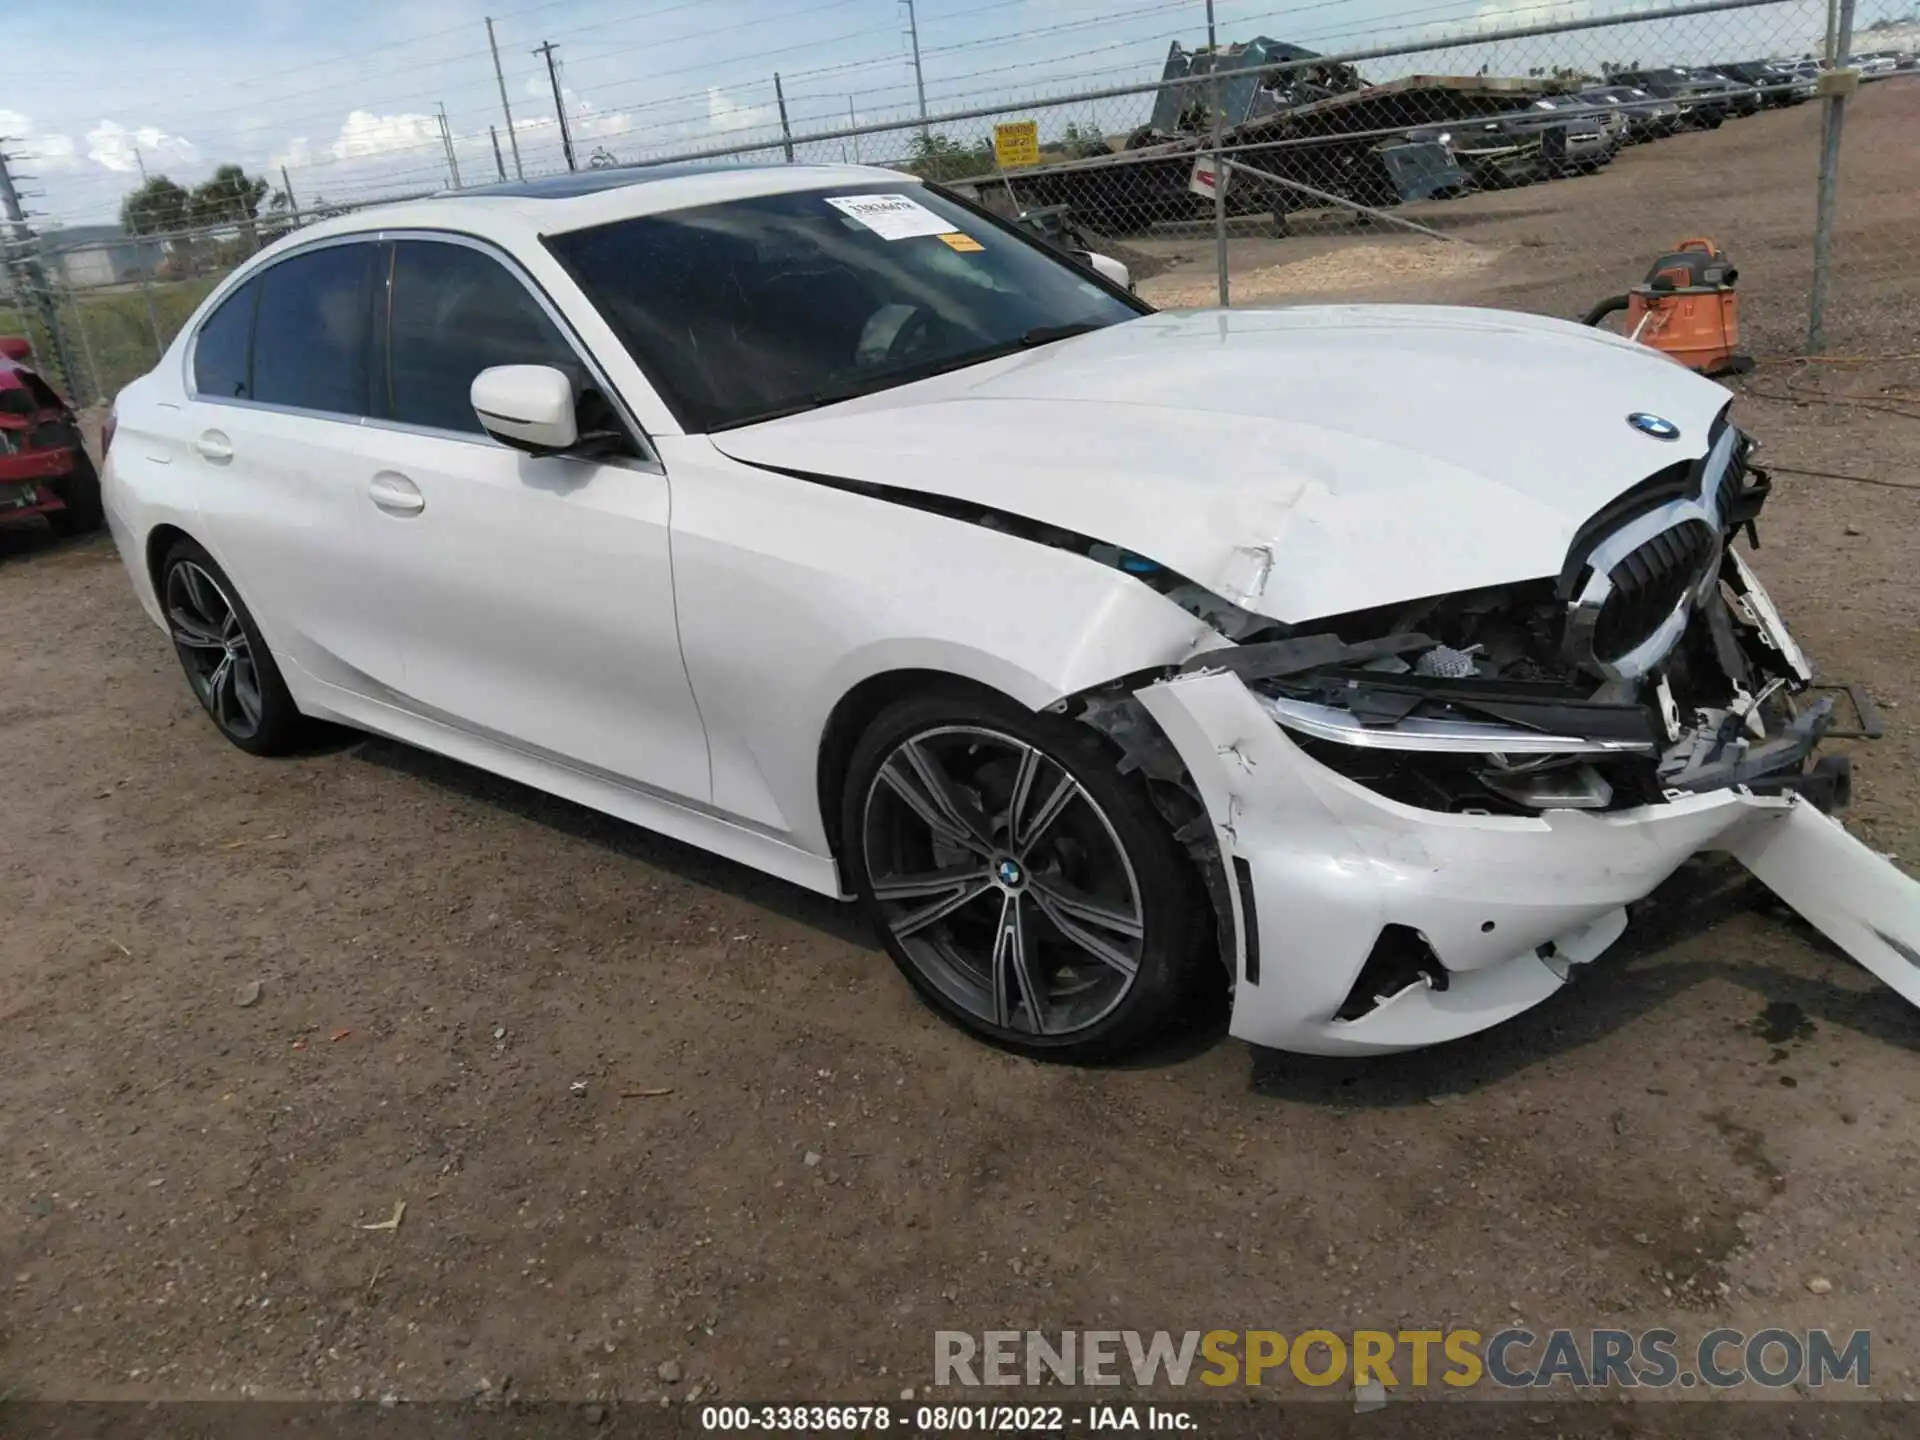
<box><xmin>1081</xmin><ymin>410</ymin><xmax>1920</xmax><ymax>1055</ymax></box>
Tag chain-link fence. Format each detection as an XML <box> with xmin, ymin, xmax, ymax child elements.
<box><xmin>0</xmin><ymin>197</ymin><xmax>430</xmax><ymax>407</ymax></box>
<box><xmin>9</xmin><ymin>0</ymin><xmax>1917</xmax><ymax>406</ymax></box>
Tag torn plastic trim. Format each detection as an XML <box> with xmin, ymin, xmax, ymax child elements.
<box><xmin>1176</xmin><ymin>630</ymin><xmax>1434</xmax><ymax>680</ymax></box>
<box><xmin>1254</xmin><ymin>692</ymin><xmax>1654</xmax><ymax>755</ymax></box>
<box><xmin>1658</xmin><ymin>694</ymin><xmax>1834</xmax><ymax>793</ymax></box>
<box><xmin>1725</xmin><ymin>546</ymin><xmax>1813</xmax><ymax>683</ymax></box>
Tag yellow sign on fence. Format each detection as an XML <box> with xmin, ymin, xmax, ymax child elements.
<box><xmin>993</xmin><ymin>120</ymin><xmax>1040</xmax><ymax>169</ymax></box>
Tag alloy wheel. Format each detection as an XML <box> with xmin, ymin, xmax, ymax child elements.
<box><xmin>165</xmin><ymin>560</ymin><xmax>264</xmax><ymax>741</ymax></box>
<box><xmin>861</xmin><ymin>725</ymin><xmax>1145</xmax><ymax>1038</ymax></box>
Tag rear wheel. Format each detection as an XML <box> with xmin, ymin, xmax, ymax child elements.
<box><xmin>46</xmin><ymin>451</ymin><xmax>103</xmax><ymax>535</ymax></box>
<box><xmin>842</xmin><ymin>690</ymin><xmax>1206</xmax><ymax>1061</ymax></box>
<box><xmin>160</xmin><ymin>538</ymin><xmax>306</xmax><ymax>755</ymax></box>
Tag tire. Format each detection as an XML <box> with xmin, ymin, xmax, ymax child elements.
<box><xmin>841</xmin><ymin>688</ymin><xmax>1207</xmax><ymax>1061</ymax></box>
<box><xmin>46</xmin><ymin>450</ymin><xmax>104</xmax><ymax>536</ymax></box>
<box><xmin>159</xmin><ymin>537</ymin><xmax>307</xmax><ymax>756</ymax></box>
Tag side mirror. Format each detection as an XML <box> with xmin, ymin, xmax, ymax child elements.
<box><xmin>1085</xmin><ymin>251</ymin><xmax>1133</xmax><ymax>293</ymax></box>
<box><xmin>471</xmin><ymin>365</ymin><xmax>579</xmax><ymax>454</ymax></box>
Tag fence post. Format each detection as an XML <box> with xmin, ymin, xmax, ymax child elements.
<box><xmin>137</xmin><ymin>271</ymin><xmax>166</xmax><ymax>358</ymax></box>
<box><xmin>1206</xmin><ymin>0</ymin><xmax>1228</xmax><ymax>308</ymax></box>
<box><xmin>61</xmin><ymin>281</ymin><xmax>102</xmax><ymax>405</ymax></box>
<box><xmin>775</xmin><ymin>73</ymin><xmax>795</xmax><ymax>163</ymax></box>
<box><xmin>1806</xmin><ymin>0</ymin><xmax>1857</xmax><ymax>353</ymax></box>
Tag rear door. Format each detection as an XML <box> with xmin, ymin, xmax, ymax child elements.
<box><xmin>184</xmin><ymin>238</ymin><xmax>406</xmax><ymax>693</ymax></box>
<box><xmin>349</xmin><ymin>234</ymin><xmax>711</xmax><ymax>802</ymax></box>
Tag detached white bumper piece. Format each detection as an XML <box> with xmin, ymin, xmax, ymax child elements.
<box><xmin>1137</xmin><ymin>669</ymin><xmax>1920</xmax><ymax>1056</ymax></box>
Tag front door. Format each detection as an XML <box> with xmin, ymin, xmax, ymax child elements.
<box><xmin>351</xmin><ymin>236</ymin><xmax>711</xmax><ymax>803</ymax></box>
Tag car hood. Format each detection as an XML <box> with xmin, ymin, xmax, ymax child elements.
<box><xmin>710</xmin><ymin>305</ymin><xmax>1732</xmax><ymax>623</ymax></box>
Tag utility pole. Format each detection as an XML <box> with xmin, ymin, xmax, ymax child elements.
<box><xmin>848</xmin><ymin>96</ymin><xmax>860</xmax><ymax>163</ymax></box>
<box><xmin>534</xmin><ymin>40</ymin><xmax>576</xmax><ymax>171</ymax></box>
<box><xmin>489</xmin><ymin>125</ymin><xmax>508</xmax><ymax>182</ymax></box>
<box><xmin>436</xmin><ymin>102</ymin><xmax>463</xmax><ymax>189</ymax></box>
<box><xmin>0</xmin><ymin>145</ymin><xmax>78</xmax><ymax>397</ymax></box>
<box><xmin>902</xmin><ymin>0</ymin><xmax>929</xmax><ymax>137</ymax></box>
<box><xmin>486</xmin><ymin>16</ymin><xmax>526</xmax><ymax>181</ymax></box>
<box><xmin>774</xmin><ymin>73</ymin><xmax>794</xmax><ymax>162</ymax></box>
<box><xmin>279</xmin><ymin>165</ymin><xmax>301</xmax><ymax>221</ymax></box>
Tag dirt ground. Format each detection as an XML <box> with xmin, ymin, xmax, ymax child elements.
<box><xmin>3</xmin><ymin>84</ymin><xmax>1920</xmax><ymax>1415</ymax></box>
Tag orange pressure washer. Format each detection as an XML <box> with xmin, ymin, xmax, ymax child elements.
<box><xmin>1581</xmin><ymin>238</ymin><xmax>1751</xmax><ymax>376</ymax></box>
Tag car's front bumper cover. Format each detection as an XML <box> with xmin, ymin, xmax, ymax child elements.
<box><xmin>1137</xmin><ymin>668</ymin><xmax>1920</xmax><ymax>1056</ymax></box>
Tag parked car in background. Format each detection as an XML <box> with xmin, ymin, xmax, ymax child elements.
<box><xmin>1529</xmin><ymin>93</ymin><xmax>1628</xmax><ymax>154</ymax></box>
<box><xmin>1713</xmin><ymin>59</ymin><xmax>1814</xmax><ymax>104</ymax></box>
<box><xmin>1580</xmin><ymin>85</ymin><xmax>1683</xmax><ymax>141</ymax></box>
<box><xmin>1683</xmin><ymin>66</ymin><xmax>1765</xmax><ymax>115</ymax></box>
<box><xmin>1408</xmin><ymin>105</ymin><xmax>1608</xmax><ymax>188</ymax></box>
<box><xmin>0</xmin><ymin>338</ymin><xmax>102</xmax><ymax>538</ymax></box>
<box><xmin>1613</xmin><ymin>67</ymin><xmax>1731</xmax><ymax>126</ymax></box>
<box><xmin>1850</xmin><ymin>52</ymin><xmax>1911</xmax><ymax>76</ymax></box>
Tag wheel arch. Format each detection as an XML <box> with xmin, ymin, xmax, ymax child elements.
<box><xmin>815</xmin><ymin>668</ymin><xmax>1025</xmax><ymax>885</ymax></box>
<box><xmin>144</xmin><ymin>521</ymin><xmax>195</xmax><ymax>605</ymax></box>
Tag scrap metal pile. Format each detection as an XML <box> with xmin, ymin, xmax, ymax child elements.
<box><xmin>984</xmin><ymin>36</ymin><xmax>1815</xmax><ymax>234</ymax></box>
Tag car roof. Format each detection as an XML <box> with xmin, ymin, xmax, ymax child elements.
<box><xmin>283</xmin><ymin>160</ymin><xmax>917</xmax><ymax>251</ymax></box>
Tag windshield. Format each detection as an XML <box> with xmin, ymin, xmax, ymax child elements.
<box><xmin>546</xmin><ymin>182</ymin><xmax>1144</xmax><ymax>433</ymax></box>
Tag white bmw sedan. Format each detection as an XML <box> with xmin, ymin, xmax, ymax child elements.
<box><xmin>103</xmin><ymin>163</ymin><xmax>1918</xmax><ymax>1060</ymax></box>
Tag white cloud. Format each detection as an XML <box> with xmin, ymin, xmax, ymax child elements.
<box><xmin>330</xmin><ymin>109</ymin><xmax>442</xmax><ymax>162</ymax></box>
<box><xmin>707</xmin><ymin>86</ymin><xmax>771</xmax><ymax>133</ymax></box>
<box><xmin>0</xmin><ymin>109</ymin><xmax>81</xmax><ymax>173</ymax></box>
<box><xmin>86</xmin><ymin>119</ymin><xmax>199</xmax><ymax>174</ymax></box>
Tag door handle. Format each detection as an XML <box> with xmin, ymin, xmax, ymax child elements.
<box><xmin>368</xmin><ymin>472</ymin><xmax>425</xmax><ymax>516</ymax></box>
<box><xmin>194</xmin><ymin>430</ymin><xmax>233</xmax><ymax>464</ymax></box>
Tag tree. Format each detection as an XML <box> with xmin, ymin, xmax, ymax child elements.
<box><xmin>120</xmin><ymin>176</ymin><xmax>191</xmax><ymax>236</ymax></box>
<box><xmin>1059</xmin><ymin>121</ymin><xmax>1108</xmax><ymax>159</ymax></box>
<box><xmin>905</xmin><ymin>131</ymin><xmax>994</xmax><ymax>183</ymax></box>
<box><xmin>188</xmin><ymin>163</ymin><xmax>273</xmax><ymax>252</ymax></box>
<box><xmin>190</xmin><ymin>164</ymin><xmax>271</xmax><ymax>226</ymax></box>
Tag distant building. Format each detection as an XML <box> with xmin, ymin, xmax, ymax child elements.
<box><xmin>43</xmin><ymin>224</ymin><xmax>165</xmax><ymax>288</ymax></box>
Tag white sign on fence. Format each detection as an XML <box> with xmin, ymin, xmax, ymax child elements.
<box><xmin>1187</xmin><ymin>156</ymin><xmax>1230</xmax><ymax>202</ymax></box>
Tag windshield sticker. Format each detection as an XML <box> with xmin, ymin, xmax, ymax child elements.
<box><xmin>824</xmin><ymin>193</ymin><xmax>958</xmax><ymax>241</ymax></box>
<box><xmin>937</xmin><ymin>232</ymin><xmax>984</xmax><ymax>253</ymax></box>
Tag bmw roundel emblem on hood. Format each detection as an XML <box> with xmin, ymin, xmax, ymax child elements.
<box><xmin>1627</xmin><ymin>412</ymin><xmax>1681</xmax><ymax>441</ymax></box>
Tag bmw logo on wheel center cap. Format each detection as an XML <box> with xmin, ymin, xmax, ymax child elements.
<box><xmin>1627</xmin><ymin>412</ymin><xmax>1681</xmax><ymax>441</ymax></box>
<box><xmin>995</xmin><ymin>857</ymin><xmax>1025</xmax><ymax>888</ymax></box>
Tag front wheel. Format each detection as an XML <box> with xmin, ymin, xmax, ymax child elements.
<box><xmin>841</xmin><ymin>691</ymin><xmax>1207</xmax><ymax>1061</ymax></box>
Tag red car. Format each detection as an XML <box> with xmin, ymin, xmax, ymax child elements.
<box><xmin>0</xmin><ymin>336</ymin><xmax>102</xmax><ymax>537</ymax></box>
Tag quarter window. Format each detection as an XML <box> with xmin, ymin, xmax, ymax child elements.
<box><xmin>251</xmin><ymin>244</ymin><xmax>380</xmax><ymax>417</ymax></box>
<box><xmin>386</xmin><ymin>240</ymin><xmax>584</xmax><ymax>434</ymax></box>
<box><xmin>192</xmin><ymin>281</ymin><xmax>257</xmax><ymax>400</ymax></box>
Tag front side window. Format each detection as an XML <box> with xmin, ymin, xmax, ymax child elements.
<box><xmin>546</xmin><ymin>183</ymin><xmax>1144</xmax><ymax>433</ymax></box>
<box><xmin>192</xmin><ymin>280</ymin><xmax>257</xmax><ymax>400</ymax></box>
<box><xmin>251</xmin><ymin>243</ymin><xmax>380</xmax><ymax>417</ymax></box>
<box><xmin>386</xmin><ymin>240</ymin><xmax>585</xmax><ymax>434</ymax></box>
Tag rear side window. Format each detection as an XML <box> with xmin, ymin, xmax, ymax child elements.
<box><xmin>386</xmin><ymin>240</ymin><xmax>583</xmax><ymax>434</ymax></box>
<box><xmin>251</xmin><ymin>244</ymin><xmax>380</xmax><ymax>417</ymax></box>
<box><xmin>192</xmin><ymin>282</ymin><xmax>256</xmax><ymax>400</ymax></box>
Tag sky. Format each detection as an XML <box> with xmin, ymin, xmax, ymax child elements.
<box><xmin>5</xmin><ymin>0</ymin><xmax>1879</xmax><ymax>228</ymax></box>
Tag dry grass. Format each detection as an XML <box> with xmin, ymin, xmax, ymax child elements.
<box><xmin>1138</xmin><ymin>238</ymin><xmax>1503</xmax><ymax>308</ymax></box>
